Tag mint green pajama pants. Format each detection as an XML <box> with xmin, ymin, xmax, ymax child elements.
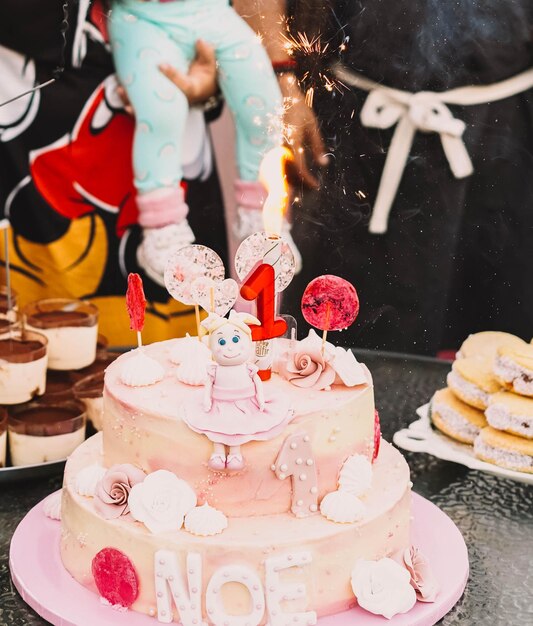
<box><xmin>108</xmin><ymin>0</ymin><xmax>282</xmax><ymax>193</ymax></box>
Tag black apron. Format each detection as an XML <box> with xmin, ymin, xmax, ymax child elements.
<box><xmin>287</xmin><ymin>0</ymin><xmax>533</xmax><ymax>354</ymax></box>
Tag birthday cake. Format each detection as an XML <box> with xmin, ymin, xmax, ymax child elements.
<box><xmin>57</xmin><ymin>337</ymin><xmax>439</xmax><ymax>622</ymax></box>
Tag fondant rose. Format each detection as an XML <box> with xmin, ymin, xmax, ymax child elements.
<box><xmin>351</xmin><ymin>558</ymin><xmax>416</xmax><ymax>619</ymax></box>
<box><xmin>403</xmin><ymin>546</ymin><xmax>439</xmax><ymax>602</ymax></box>
<box><xmin>94</xmin><ymin>464</ymin><xmax>147</xmax><ymax>520</ymax></box>
<box><xmin>278</xmin><ymin>329</ymin><xmax>367</xmax><ymax>390</ymax></box>
<box><xmin>128</xmin><ymin>469</ymin><xmax>197</xmax><ymax>534</ymax></box>
<box><xmin>280</xmin><ymin>342</ymin><xmax>336</xmax><ymax>390</ymax></box>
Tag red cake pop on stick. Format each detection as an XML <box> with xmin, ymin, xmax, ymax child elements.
<box><xmin>301</xmin><ymin>275</ymin><xmax>360</xmax><ymax>351</ymax></box>
<box><xmin>126</xmin><ymin>273</ymin><xmax>147</xmax><ymax>348</ymax></box>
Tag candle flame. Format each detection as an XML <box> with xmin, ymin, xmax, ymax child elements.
<box><xmin>259</xmin><ymin>146</ymin><xmax>293</xmax><ymax>238</ymax></box>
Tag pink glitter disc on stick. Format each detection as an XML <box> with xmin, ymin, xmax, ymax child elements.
<box><xmin>301</xmin><ymin>275</ymin><xmax>359</xmax><ymax>331</ymax></box>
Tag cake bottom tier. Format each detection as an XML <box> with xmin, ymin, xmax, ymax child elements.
<box><xmin>60</xmin><ymin>435</ymin><xmax>411</xmax><ymax>624</ymax></box>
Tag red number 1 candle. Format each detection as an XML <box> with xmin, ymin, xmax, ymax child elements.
<box><xmin>240</xmin><ymin>263</ymin><xmax>287</xmax><ymax>380</ymax></box>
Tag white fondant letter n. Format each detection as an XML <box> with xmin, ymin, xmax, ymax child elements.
<box><xmin>154</xmin><ymin>550</ymin><xmax>205</xmax><ymax>625</ymax></box>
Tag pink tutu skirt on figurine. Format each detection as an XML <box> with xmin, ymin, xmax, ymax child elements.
<box><xmin>184</xmin><ymin>375</ymin><xmax>294</xmax><ymax>446</ymax></box>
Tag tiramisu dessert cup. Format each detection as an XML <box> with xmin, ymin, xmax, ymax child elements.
<box><xmin>38</xmin><ymin>370</ymin><xmax>75</xmax><ymax>405</ymax></box>
<box><xmin>8</xmin><ymin>400</ymin><xmax>86</xmax><ymax>466</ymax></box>
<box><xmin>0</xmin><ymin>285</ymin><xmax>17</xmax><ymax>313</ymax></box>
<box><xmin>24</xmin><ymin>298</ymin><xmax>99</xmax><ymax>370</ymax></box>
<box><xmin>73</xmin><ymin>371</ymin><xmax>104</xmax><ymax>431</ymax></box>
<box><xmin>0</xmin><ymin>311</ymin><xmax>20</xmax><ymax>339</ymax></box>
<box><xmin>0</xmin><ymin>408</ymin><xmax>7</xmax><ymax>467</ymax></box>
<box><xmin>0</xmin><ymin>329</ymin><xmax>48</xmax><ymax>404</ymax></box>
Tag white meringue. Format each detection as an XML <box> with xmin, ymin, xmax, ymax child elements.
<box><xmin>338</xmin><ymin>454</ymin><xmax>373</xmax><ymax>496</ymax></box>
<box><xmin>74</xmin><ymin>463</ymin><xmax>107</xmax><ymax>497</ymax></box>
<box><xmin>351</xmin><ymin>558</ymin><xmax>417</xmax><ymax>619</ymax></box>
<box><xmin>320</xmin><ymin>490</ymin><xmax>366</xmax><ymax>523</ymax></box>
<box><xmin>120</xmin><ymin>349</ymin><xmax>165</xmax><ymax>387</ymax></box>
<box><xmin>184</xmin><ymin>503</ymin><xmax>228</xmax><ymax>536</ymax></box>
<box><xmin>174</xmin><ymin>335</ymin><xmax>212</xmax><ymax>386</ymax></box>
<box><xmin>43</xmin><ymin>491</ymin><xmax>62</xmax><ymax>521</ymax></box>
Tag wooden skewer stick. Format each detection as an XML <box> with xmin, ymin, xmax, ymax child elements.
<box><xmin>210</xmin><ymin>287</ymin><xmax>215</xmax><ymax>313</ymax></box>
<box><xmin>136</xmin><ymin>330</ymin><xmax>142</xmax><ymax>348</ymax></box>
<box><xmin>321</xmin><ymin>302</ymin><xmax>331</xmax><ymax>356</ymax></box>
<box><xmin>194</xmin><ymin>303</ymin><xmax>202</xmax><ymax>341</ymax></box>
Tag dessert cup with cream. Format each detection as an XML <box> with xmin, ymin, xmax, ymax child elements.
<box><xmin>73</xmin><ymin>371</ymin><xmax>104</xmax><ymax>431</ymax></box>
<box><xmin>0</xmin><ymin>285</ymin><xmax>17</xmax><ymax>314</ymax></box>
<box><xmin>24</xmin><ymin>299</ymin><xmax>98</xmax><ymax>370</ymax></box>
<box><xmin>8</xmin><ymin>400</ymin><xmax>86</xmax><ymax>466</ymax></box>
<box><xmin>0</xmin><ymin>329</ymin><xmax>48</xmax><ymax>404</ymax></box>
<box><xmin>38</xmin><ymin>370</ymin><xmax>76</xmax><ymax>405</ymax></box>
<box><xmin>0</xmin><ymin>311</ymin><xmax>20</xmax><ymax>339</ymax></box>
<box><xmin>0</xmin><ymin>408</ymin><xmax>7</xmax><ymax>467</ymax></box>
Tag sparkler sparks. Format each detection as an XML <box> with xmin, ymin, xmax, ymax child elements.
<box><xmin>280</xmin><ymin>25</ymin><xmax>346</xmax><ymax>110</ymax></box>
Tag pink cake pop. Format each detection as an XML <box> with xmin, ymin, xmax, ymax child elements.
<box><xmin>301</xmin><ymin>275</ymin><xmax>359</xmax><ymax>331</ymax></box>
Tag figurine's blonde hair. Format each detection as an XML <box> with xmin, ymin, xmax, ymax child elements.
<box><xmin>201</xmin><ymin>310</ymin><xmax>260</xmax><ymax>339</ymax></box>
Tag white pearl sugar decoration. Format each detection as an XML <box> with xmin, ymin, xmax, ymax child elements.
<box><xmin>184</xmin><ymin>503</ymin><xmax>228</xmax><ymax>536</ymax></box>
<box><xmin>120</xmin><ymin>349</ymin><xmax>165</xmax><ymax>387</ymax></box>
<box><xmin>43</xmin><ymin>491</ymin><xmax>62</xmax><ymax>521</ymax></box>
<box><xmin>338</xmin><ymin>454</ymin><xmax>373</xmax><ymax>496</ymax></box>
<box><xmin>319</xmin><ymin>490</ymin><xmax>365</xmax><ymax>524</ymax></box>
<box><xmin>74</xmin><ymin>463</ymin><xmax>106</xmax><ymax>497</ymax></box>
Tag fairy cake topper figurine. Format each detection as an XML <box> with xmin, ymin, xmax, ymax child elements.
<box><xmin>183</xmin><ymin>310</ymin><xmax>294</xmax><ymax>472</ymax></box>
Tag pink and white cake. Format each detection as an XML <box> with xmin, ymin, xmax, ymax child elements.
<box><xmin>58</xmin><ymin>328</ymin><xmax>438</xmax><ymax>623</ymax></box>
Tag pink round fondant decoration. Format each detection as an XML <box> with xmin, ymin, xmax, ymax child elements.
<box><xmin>91</xmin><ymin>547</ymin><xmax>139</xmax><ymax>608</ymax></box>
<box><xmin>301</xmin><ymin>275</ymin><xmax>359</xmax><ymax>331</ymax></box>
<box><xmin>373</xmin><ymin>410</ymin><xmax>381</xmax><ymax>463</ymax></box>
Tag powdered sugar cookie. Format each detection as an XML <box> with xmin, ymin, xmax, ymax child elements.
<box><xmin>457</xmin><ymin>331</ymin><xmax>526</xmax><ymax>360</ymax></box>
<box><xmin>430</xmin><ymin>387</ymin><xmax>487</xmax><ymax>444</ymax></box>
<box><xmin>474</xmin><ymin>426</ymin><xmax>533</xmax><ymax>474</ymax></box>
<box><xmin>447</xmin><ymin>357</ymin><xmax>500</xmax><ymax>410</ymax></box>
<box><xmin>486</xmin><ymin>391</ymin><xmax>533</xmax><ymax>439</ymax></box>
<box><xmin>494</xmin><ymin>343</ymin><xmax>533</xmax><ymax>397</ymax></box>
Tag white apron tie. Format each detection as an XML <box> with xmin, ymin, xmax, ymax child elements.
<box><xmin>333</xmin><ymin>64</ymin><xmax>533</xmax><ymax>234</ymax></box>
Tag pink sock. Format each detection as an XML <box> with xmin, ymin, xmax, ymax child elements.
<box><xmin>137</xmin><ymin>187</ymin><xmax>189</xmax><ymax>228</ymax></box>
<box><xmin>234</xmin><ymin>180</ymin><xmax>267</xmax><ymax>210</ymax></box>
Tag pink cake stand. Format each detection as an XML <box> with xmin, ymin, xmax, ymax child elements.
<box><xmin>10</xmin><ymin>492</ymin><xmax>468</xmax><ymax>626</ymax></box>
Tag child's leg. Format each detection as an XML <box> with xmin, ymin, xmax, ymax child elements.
<box><xmin>108</xmin><ymin>5</ymin><xmax>191</xmax><ymax>195</ymax></box>
<box><xmin>207</xmin><ymin>8</ymin><xmax>302</xmax><ymax>269</ymax></box>
<box><xmin>108</xmin><ymin>3</ymin><xmax>196</xmax><ymax>284</ymax></box>
<box><xmin>212</xmin><ymin>10</ymin><xmax>283</xmax><ymax>182</ymax></box>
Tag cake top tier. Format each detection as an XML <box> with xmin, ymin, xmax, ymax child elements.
<box><xmin>104</xmin><ymin>339</ymin><xmax>373</xmax><ymax>421</ymax></box>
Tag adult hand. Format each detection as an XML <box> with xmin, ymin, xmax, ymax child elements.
<box><xmin>117</xmin><ymin>39</ymin><xmax>217</xmax><ymax>112</ymax></box>
<box><xmin>278</xmin><ymin>72</ymin><xmax>328</xmax><ymax>189</ymax></box>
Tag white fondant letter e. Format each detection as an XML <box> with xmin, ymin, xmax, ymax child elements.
<box><xmin>154</xmin><ymin>550</ymin><xmax>205</xmax><ymax>625</ymax></box>
<box><xmin>265</xmin><ymin>552</ymin><xmax>317</xmax><ymax>626</ymax></box>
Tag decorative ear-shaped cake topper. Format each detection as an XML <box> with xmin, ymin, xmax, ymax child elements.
<box><xmin>191</xmin><ymin>276</ymin><xmax>239</xmax><ymax>317</ymax></box>
<box><xmin>164</xmin><ymin>244</ymin><xmax>226</xmax><ymax>336</ymax></box>
<box><xmin>126</xmin><ymin>273</ymin><xmax>146</xmax><ymax>348</ymax></box>
<box><xmin>235</xmin><ymin>232</ymin><xmax>296</xmax><ymax>293</ymax></box>
<box><xmin>301</xmin><ymin>275</ymin><xmax>360</xmax><ymax>351</ymax></box>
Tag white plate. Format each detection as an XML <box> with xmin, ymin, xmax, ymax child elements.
<box><xmin>393</xmin><ymin>404</ymin><xmax>533</xmax><ymax>485</ymax></box>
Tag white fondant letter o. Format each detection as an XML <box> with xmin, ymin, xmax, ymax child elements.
<box><xmin>206</xmin><ymin>564</ymin><xmax>265</xmax><ymax>626</ymax></box>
